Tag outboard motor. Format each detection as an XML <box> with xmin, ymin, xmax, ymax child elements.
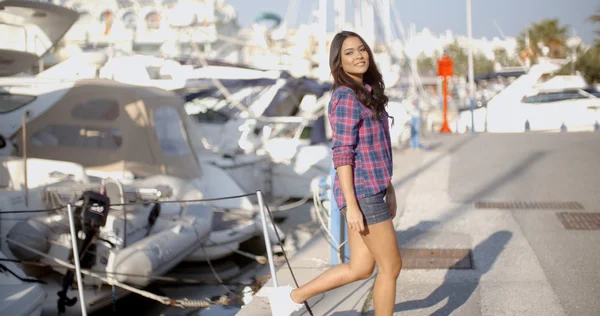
<box><xmin>81</xmin><ymin>191</ymin><xmax>111</xmax><ymax>230</ymax></box>
<box><xmin>58</xmin><ymin>191</ymin><xmax>110</xmax><ymax>314</ymax></box>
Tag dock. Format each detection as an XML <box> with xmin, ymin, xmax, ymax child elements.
<box><xmin>238</xmin><ymin>132</ymin><xmax>600</xmax><ymax>316</ymax></box>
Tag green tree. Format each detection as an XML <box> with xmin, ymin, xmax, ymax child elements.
<box><xmin>557</xmin><ymin>44</ymin><xmax>588</xmax><ymax>76</ymax></box>
<box><xmin>443</xmin><ymin>41</ymin><xmax>493</xmax><ymax>76</ymax></box>
<box><xmin>576</xmin><ymin>48</ymin><xmax>600</xmax><ymax>84</ymax></box>
<box><xmin>444</xmin><ymin>41</ymin><xmax>468</xmax><ymax>76</ymax></box>
<box><xmin>416</xmin><ymin>53</ymin><xmax>437</xmax><ymax>76</ymax></box>
<box><xmin>588</xmin><ymin>6</ymin><xmax>600</xmax><ymax>48</ymax></box>
<box><xmin>516</xmin><ymin>18</ymin><xmax>569</xmax><ymax>62</ymax></box>
<box><xmin>473</xmin><ymin>53</ymin><xmax>495</xmax><ymax>75</ymax></box>
<box><xmin>574</xmin><ymin>7</ymin><xmax>600</xmax><ymax>84</ymax></box>
<box><xmin>493</xmin><ymin>48</ymin><xmax>520</xmax><ymax>67</ymax></box>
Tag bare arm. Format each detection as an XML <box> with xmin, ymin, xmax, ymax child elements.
<box><xmin>337</xmin><ymin>165</ymin><xmax>364</xmax><ymax>232</ymax></box>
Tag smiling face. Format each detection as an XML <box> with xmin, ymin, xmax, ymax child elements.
<box><xmin>340</xmin><ymin>36</ymin><xmax>370</xmax><ymax>82</ymax></box>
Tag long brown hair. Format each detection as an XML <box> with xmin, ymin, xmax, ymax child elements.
<box><xmin>329</xmin><ymin>31</ymin><xmax>388</xmax><ymax>120</ymax></box>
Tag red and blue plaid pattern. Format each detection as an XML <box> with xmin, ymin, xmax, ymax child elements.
<box><xmin>328</xmin><ymin>84</ymin><xmax>393</xmax><ymax>210</ymax></box>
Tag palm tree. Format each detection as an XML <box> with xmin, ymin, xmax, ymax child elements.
<box><xmin>516</xmin><ymin>18</ymin><xmax>569</xmax><ymax>62</ymax></box>
<box><xmin>588</xmin><ymin>6</ymin><xmax>600</xmax><ymax>48</ymax></box>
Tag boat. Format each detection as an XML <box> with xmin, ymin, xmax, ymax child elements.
<box><xmin>56</xmin><ymin>0</ymin><xmax>240</xmax><ymax>59</ymax></box>
<box><xmin>456</xmin><ymin>60</ymin><xmax>600</xmax><ymax>133</ymax></box>
<box><xmin>0</xmin><ymin>250</ymin><xmax>46</xmax><ymax>316</ymax></box>
<box><xmin>0</xmin><ymin>156</ymin><xmax>208</xmax><ymax>315</ymax></box>
<box><xmin>182</xmin><ymin>72</ymin><xmax>335</xmax><ymax>199</ymax></box>
<box><xmin>520</xmin><ymin>76</ymin><xmax>600</xmax><ymax>132</ymax></box>
<box><xmin>1</xmin><ymin>76</ymin><xmax>283</xmax><ymax>259</ymax></box>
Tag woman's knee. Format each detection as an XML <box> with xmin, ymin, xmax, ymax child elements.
<box><xmin>349</xmin><ymin>263</ymin><xmax>375</xmax><ymax>281</ymax></box>
<box><xmin>379</xmin><ymin>254</ymin><xmax>402</xmax><ymax>278</ymax></box>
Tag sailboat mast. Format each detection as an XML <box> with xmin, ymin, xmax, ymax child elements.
<box><xmin>335</xmin><ymin>0</ymin><xmax>346</xmax><ymax>32</ymax></box>
<box><xmin>381</xmin><ymin>0</ymin><xmax>392</xmax><ymax>48</ymax></box>
<box><xmin>362</xmin><ymin>0</ymin><xmax>375</xmax><ymax>48</ymax></box>
<box><xmin>466</xmin><ymin>0</ymin><xmax>475</xmax><ymax>132</ymax></box>
<box><xmin>354</xmin><ymin>0</ymin><xmax>362</xmax><ymax>34</ymax></box>
<box><xmin>317</xmin><ymin>0</ymin><xmax>328</xmax><ymax>80</ymax></box>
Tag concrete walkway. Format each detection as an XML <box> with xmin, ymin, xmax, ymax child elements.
<box><xmin>239</xmin><ymin>132</ymin><xmax>600</xmax><ymax>316</ymax></box>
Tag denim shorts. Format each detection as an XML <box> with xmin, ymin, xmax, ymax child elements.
<box><xmin>340</xmin><ymin>189</ymin><xmax>391</xmax><ymax>226</ymax></box>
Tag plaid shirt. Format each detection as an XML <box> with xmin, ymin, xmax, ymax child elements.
<box><xmin>328</xmin><ymin>84</ymin><xmax>393</xmax><ymax>210</ymax></box>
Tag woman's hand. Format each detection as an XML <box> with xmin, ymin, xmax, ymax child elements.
<box><xmin>386</xmin><ymin>185</ymin><xmax>397</xmax><ymax>219</ymax></box>
<box><xmin>345</xmin><ymin>204</ymin><xmax>365</xmax><ymax>233</ymax></box>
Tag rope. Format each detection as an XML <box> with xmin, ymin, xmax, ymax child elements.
<box><xmin>0</xmin><ymin>206</ymin><xmax>63</xmax><ymax>214</ymax></box>
<box><xmin>2</xmin><ymin>237</ymin><xmax>233</xmax><ymax>308</ymax></box>
<box><xmin>0</xmin><ymin>258</ymin><xmax>254</xmax><ymax>286</ymax></box>
<box><xmin>200</xmin><ymin>246</ymin><xmax>239</xmax><ymax>298</ymax></box>
<box><xmin>271</xmin><ymin>194</ymin><xmax>311</xmax><ymax>211</ymax></box>
<box><xmin>0</xmin><ymin>262</ymin><xmax>46</xmax><ymax>284</ymax></box>
<box><xmin>264</xmin><ymin>202</ymin><xmax>314</xmax><ymax>316</ymax></box>
<box><xmin>1</xmin><ymin>190</ymin><xmax>326</xmax><ymax>313</ymax></box>
<box><xmin>311</xmin><ymin>184</ymin><xmax>350</xmax><ymax>262</ymax></box>
<box><xmin>0</xmin><ymin>192</ymin><xmax>255</xmax><ymax>215</ymax></box>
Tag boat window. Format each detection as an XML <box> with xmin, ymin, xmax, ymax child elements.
<box><xmin>0</xmin><ymin>24</ymin><xmax>27</xmax><ymax>52</ymax></box>
<box><xmin>523</xmin><ymin>91</ymin><xmax>589</xmax><ymax>104</ymax></box>
<box><xmin>31</xmin><ymin>125</ymin><xmax>122</xmax><ymax>149</ymax></box>
<box><xmin>77</xmin><ymin>11</ymin><xmax>94</xmax><ymax>23</ymax></box>
<box><xmin>71</xmin><ymin>99</ymin><xmax>119</xmax><ymax>121</ymax></box>
<box><xmin>522</xmin><ymin>95</ymin><xmax>540</xmax><ymax>103</ymax></box>
<box><xmin>582</xmin><ymin>88</ymin><xmax>600</xmax><ymax>98</ymax></box>
<box><xmin>555</xmin><ymin>91</ymin><xmax>587</xmax><ymax>102</ymax></box>
<box><xmin>0</xmin><ymin>94</ymin><xmax>36</xmax><ymax>113</ymax></box>
<box><xmin>154</xmin><ymin>107</ymin><xmax>191</xmax><ymax>156</ymax></box>
<box><xmin>145</xmin><ymin>12</ymin><xmax>161</xmax><ymax>30</ymax></box>
<box><xmin>122</xmin><ymin>11</ymin><xmax>138</xmax><ymax>29</ymax></box>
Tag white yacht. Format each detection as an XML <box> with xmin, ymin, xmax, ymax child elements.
<box><xmin>456</xmin><ymin>60</ymin><xmax>600</xmax><ymax>133</ymax></box>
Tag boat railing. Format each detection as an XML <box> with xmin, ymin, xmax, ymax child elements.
<box><xmin>44</xmin><ymin>184</ymin><xmax>168</xmax><ymax>205</ymax></box>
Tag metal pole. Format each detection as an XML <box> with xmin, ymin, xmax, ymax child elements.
<box><xmin>21</xmin><ymin>113</ymin><xmax>28</xmax><ymax>207</ymax></box>
<box><xmin>466</xmin><ymin>0</ymin><xmax>476</xmax><ymax>133</ymax></box>
<box><xmin>256</xmin><ymin>191</ymin><xmax>278</xmax><ymax>288</ymax></box>
<box><xmin>67</xmin><ymin>203</ymin><xmax>88</xmax><ymax>316</ymax></box>
<box><xmin>381</xmin><ymin>0</ymin><xmax>392</xmax><ymax>48</ymax></box>
<box><xmin>571</xmin><ymin>29</ymin><xmax>577</xmax><ymax>75</ymax></box>
<box><xmin>354</xmin><ymin>0</ymin><xmax>362</xmax><ymax>33</ymax></box>
<box><xmin>328</xmin><ymin>166</ymin><xmax>345</xmax><ymax>265</ymax></box>
<box><xmin>410</xmin><ymin>103</ymin><xmax>421</xmax><ymax>149</ymax></box>
<box><xmin>440</xmin><ymin>76</ymin><xmax>451</xmax><ymax>133</ymax></box>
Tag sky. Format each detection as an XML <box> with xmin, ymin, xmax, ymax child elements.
<box><xmin>227</xmin><ymin>0</ymin><xmax>599</xmax><ymax>45</ymax></box>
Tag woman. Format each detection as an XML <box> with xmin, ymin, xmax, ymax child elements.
<box><xmin>268</xmin><ymin>31</ymin><xmax>402</xmax><ymax>316</ymax></box>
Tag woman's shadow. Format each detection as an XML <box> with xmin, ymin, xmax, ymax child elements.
<box><xmin>393</xmin><ymin>230</ymin><xmax>513</xmax><ymax>316</ymax></box>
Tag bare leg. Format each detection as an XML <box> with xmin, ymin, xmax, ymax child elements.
<box><xmin>361</xmin><ymin>220</ymin><xmax>402</xmax><ymax>315</ymax></box>
<box><xmin>290</xmin><ymin>223</ymin><xmax>376</xmax><ymax>303</ymax></box>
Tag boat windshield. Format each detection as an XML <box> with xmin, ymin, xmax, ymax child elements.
<box><xmin>522</xmin><ymin>89</ymin><xmax>600</xmax><ymax>104</ymax></box>
<box><xmin>184</xmin><ymin>83</ymin><xmax>272</xmax><ymax>122</ymax></box>
<box><xmin>0</xmin><ymin>93</ymin><xmax>36</xmax><ymax>113</ymax></box>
